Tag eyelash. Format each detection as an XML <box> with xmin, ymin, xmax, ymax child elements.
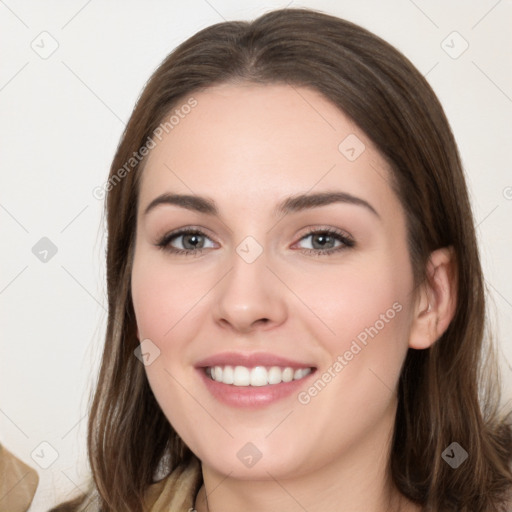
<box><xmin>155</xmin><ymin>226</ymin><xmax>355</xmax><ymax>257</ymax></box>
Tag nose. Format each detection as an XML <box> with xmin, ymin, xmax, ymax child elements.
<box><xmin>212</xmin><ymin>242</ymin><xmax>288</xmax><ymax>334</ymax></box>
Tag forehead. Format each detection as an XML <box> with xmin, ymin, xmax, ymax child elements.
<box><xmin>138</xmin><ymin>82</ymin><xmax>397</xmax><ymax>219</ymax></box>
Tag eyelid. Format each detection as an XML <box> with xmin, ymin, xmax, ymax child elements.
<box><xmin>156</xmin><ymin>225</ymin><xmax>218</xmax><ymax>248</ymax></box>
<box><xmin>295</xmin><ymin>224</ymin><xmax>353</xmax><ymax>242</ymax></box>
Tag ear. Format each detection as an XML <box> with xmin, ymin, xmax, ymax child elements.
<box><xmin>408</xmin><ymin>247</ymin><xmax>457</xmax><ymax>350</ymax></box>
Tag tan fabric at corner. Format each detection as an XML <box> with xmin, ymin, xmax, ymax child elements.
<box><xmin>0</xmin><ymin>444</ymin><xmax>39</xmax><ymax>512</ymax></box>
<box><xmin>145</xmin><ymin>456</ymin><xmax>203</xmax><ymax>512</ymax></box>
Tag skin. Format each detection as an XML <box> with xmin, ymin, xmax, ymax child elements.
<box><xmin>131</xmin><ymin>83</ymin><xmax>456</xmax><ymax>512</ymax></box>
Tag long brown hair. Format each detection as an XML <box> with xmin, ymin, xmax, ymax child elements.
<box><xmin>50</xmin><ymin>7</ymin><xmax>512</xmax><ymax>511</ymax></box>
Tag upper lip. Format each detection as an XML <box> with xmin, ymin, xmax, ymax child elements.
<box><xmin>195</xmin><ymin>352</ymin><xmax>316</xmax><ymax>369</ymax></box>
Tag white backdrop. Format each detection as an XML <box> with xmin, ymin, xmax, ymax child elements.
<box><xmin>0</xmin><ymin>1</ymin><xmax>511</xmax><ymax>510</ymax></box>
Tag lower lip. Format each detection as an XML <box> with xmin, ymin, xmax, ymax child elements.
<box><xmin>197</xmin><ymin>368</ymin><xmax>316</xmax><ymax>408</ymax></box>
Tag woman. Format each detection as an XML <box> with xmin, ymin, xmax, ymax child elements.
<box><xmin>50</xmin><ymin>7</ymin><xmax>512</xmax><ymax>512</ymax></box>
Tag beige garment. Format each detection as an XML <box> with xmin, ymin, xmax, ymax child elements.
<box><xmin>145</xmin><ymin>456</ymin><xmax>203</xmax><ymax>512</ymax></box>
<box><xmin>0</xmin><ymin>444</ymin><xmax>39</xmax><ymax>512</ymax></box>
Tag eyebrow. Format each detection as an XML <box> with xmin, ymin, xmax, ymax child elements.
<box><xmin>143</xmin><ymin>191</ymin><xmax>380</xmax><ymax>219</ymax></box>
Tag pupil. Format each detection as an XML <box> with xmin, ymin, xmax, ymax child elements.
<box><xmin>185</xmin><ymin>234</ymin><xmax>202</xmax><ymax>249</ymax></box>
<box><xmin>314</xmin><ymin>234</ymin><xmax>332</xmax><ymax>249</ymax></box>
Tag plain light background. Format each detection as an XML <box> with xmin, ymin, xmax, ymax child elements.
<box><xmin>0</xmin><ymin>0</ymin><xmax>511</xmax><ymax>510</ymax></box>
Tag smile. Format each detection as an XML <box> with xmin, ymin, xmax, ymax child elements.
<box><xmin>205</xmin><ymin>365</ymin><xmax>313</xmax><ymax>387</ymax></box>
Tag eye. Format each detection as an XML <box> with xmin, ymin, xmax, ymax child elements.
<box><xmin>155</xmin><ymin>226</ymin><xmax>355</xmax><ymax>257</ymax></box>
<box><xmin>156</xmin><ymin>228</ymin><xmax>216</xmax><ymax>256</ymax></box>
<box><xmin>294</xmin><ymin>227</ymin><xmax>355</xmax><ymax>256</ymax></box>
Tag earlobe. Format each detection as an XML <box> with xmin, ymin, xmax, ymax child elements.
<box><xmin>408</xmin><ymin>247</ymin><xmax>457</xmax><ymax>350</ymax></box>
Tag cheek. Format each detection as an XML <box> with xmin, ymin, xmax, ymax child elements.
<box><xmin>131</xmin><ymin>255</ymin><xmax>201</xmax><ymax>444</ymax></box>
<box><xmin>290</xmin><ymin>261</ymin><xmax>412</xmax><ymax>455</ymax></box>
<box><xmin>306</xmin><ymin>252</ymin><xmax>413</xmax><ymax>395</ymax></box>
<box><xmin>130</xmin><ymin>249</ymin><xmax>208</xmax><ymax>406</ymax></box>
<box><xmin>310</xmin><ymin>256</ymin><xmax>409</xmax><ymax>341</ymax></box>
<box><xmin>131</xmin><ymin>249</ymin><xmax>204</xmax><ymax>343</ymax></box>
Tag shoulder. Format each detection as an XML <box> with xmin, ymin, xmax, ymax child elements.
<box><xmin>0</xmin><ymin>443</ymin><xmax>39</xmax><ymax>512</ymax></box>
<box><xmin>145</xmin><ymin>456</ymin><xmax>203</xmax><ymax>512</ymax></box>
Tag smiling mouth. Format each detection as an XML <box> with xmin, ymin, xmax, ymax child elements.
<box><xmin>204</xmin><ymin>365</ymin><xmax>315</xmax><ymax>387</ymax></box>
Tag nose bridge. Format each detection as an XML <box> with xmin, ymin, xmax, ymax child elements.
<box><xmin>225</xmin><ymin>233</ymin><xmax>269</xmax><ymax>303</ymax></box>
<box><xmin>235</xmin><ymin>234</ymin><xmax>266</xmax><ymax>266</ymax></box>
<box><xmin>212</xmin><ymin>231</ymin><xmax>286</xmax><ymax>331</ymax></box>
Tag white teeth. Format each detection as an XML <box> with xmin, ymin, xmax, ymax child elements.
<box><xmin>250</xmin><ymin>366</ymin><xmax>268</xmax><ymax>386</ymax></box>
<box><xmin>233</xmin><ymin>366</ymin><xmax>251</xmax><ymax>386</ymax></box>
<box><xmin>268</xmin><ymin>366</ymin><xmax>282</xmax><ymax>385</ymax></box>
<box><xmin>222</xmin><ymin>365</ymin><xmax>234</xmax><ymax>384</ymax></box>
<box><xmin>206</xmin><ymin>365</ymin><xmax>312</xmax><ymax>386</ymax></box>
<box><xmin>282</xmin><ymin>367</ymin><xmax>294</xmax><ymax>382</ymax></box>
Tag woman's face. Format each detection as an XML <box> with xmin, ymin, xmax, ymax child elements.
<box><xmin>131</xmin><ymin>83</ymin><xmax>417</xmax><ymax>479</ymax></box>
